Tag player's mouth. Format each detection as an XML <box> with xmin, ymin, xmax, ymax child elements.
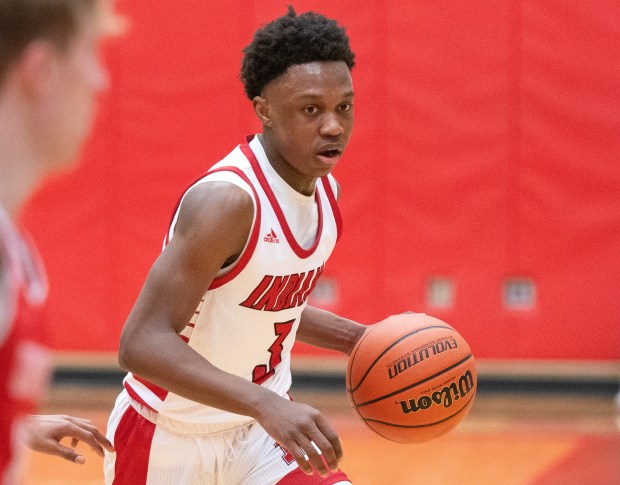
<box><xmin>316</xmin><ymin>148</ymin><xmax>342</xmax><ymax>165</ymax></box>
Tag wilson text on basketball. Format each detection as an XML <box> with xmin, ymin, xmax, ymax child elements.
<box><xmin>397</xmin><ymin>370</ymin><xmax>475</xmax><ymax>413</ymax></box>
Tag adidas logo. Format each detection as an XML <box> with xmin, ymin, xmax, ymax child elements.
<box><xmin>263</xmin><ymin>229</ymin><xmax>280</xmax><ymax>244</ymax></box>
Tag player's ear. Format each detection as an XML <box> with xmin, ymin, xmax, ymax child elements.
<box><xmin>16</xmin><ymin>40</ymin><xmax>58</xmax><ymax>97</ymax></box>
<box><xmin>253</xmin><ymin>96</ymin><xmax>273</xmax><ymax>127</ymax></box>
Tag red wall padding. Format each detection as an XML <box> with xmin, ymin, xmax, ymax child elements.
<box><xmin>20</xmin><ymin>1</ymin><xmax>620</xmax><ymax>360</ymax></box>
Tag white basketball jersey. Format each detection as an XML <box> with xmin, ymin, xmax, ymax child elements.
<box><xmin>122</xmin><ymin>135</ymin><xmax>342</xmax><ymax>432</ymax></box>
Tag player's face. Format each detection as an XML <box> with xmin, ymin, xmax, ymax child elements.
<box><xmin>38</xmin><ymin>5</ymin><xmax>109</xmax><ymax>169</ymax></box>
<box><xmin>258</xmin><ymin>61</ymin><xmax>354</xmax><ymax>195</ymax></box>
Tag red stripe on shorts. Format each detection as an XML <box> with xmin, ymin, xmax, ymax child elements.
<box><xmin>276</xmin><ymin>467</ymin><xmax>349</xmax><ymax>484</ymax></box>
<box><xmin>112</xmin><ymin>405</ymin><xmax>156</xmax><ymax>484</ymax></box>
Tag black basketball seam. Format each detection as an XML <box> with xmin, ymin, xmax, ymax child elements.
<box><xmin>348</xmin><ymin>325</ymin><xmax>455</xmax><ymax>393</ymax></box>
<box><xmin>363</xmin><ymin>390</ymin><xmax>476</xmax><ymax>429</ymax></box>
<box><xmin>354</xmin><ymin>353</ymin><xmax>474</xmax><ymax>407</ymax></box>
<box><xmin>346</xmin><ymin>323</ymin><xmax>380</xmax><ymax>391</ymax></box>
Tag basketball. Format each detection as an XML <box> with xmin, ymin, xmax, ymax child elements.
<box><xmin>346</xmin><ymin>312</ymin><xmax>477</xmax><ymax>443</ymax></box>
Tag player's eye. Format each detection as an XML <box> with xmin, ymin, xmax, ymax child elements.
<box><xmin>304</xmin><ymin>105</ymin><xmax>318</xmax><ymax>115</ymax></box>
<box><xmin>340</xmin><ymin>102</ymin><xmax>353</xmax><ymax>112</ymax></box>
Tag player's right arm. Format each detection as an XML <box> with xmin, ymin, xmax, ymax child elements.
<box><xmin>117</xmin><ymin>181</ymin><xmax>341</xmax><ymax>477</ymax></box>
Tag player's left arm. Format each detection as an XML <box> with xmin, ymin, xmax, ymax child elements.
<box><xmin>296</xmin><ymin>306</ymin><xmax>366</xmax><ymax>355</ymax></box>
<box><xmin>296</xmin><ymin>180</ymin><xmax>368</xmax><ymax>354</ymax></box>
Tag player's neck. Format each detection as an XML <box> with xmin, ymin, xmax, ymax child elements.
<box><xmin>0</xmin><ymin>162</ymin><xmax>41</xmax><ymax>220</ymax></box>
<box><xmin>257</xmin><ymin>133</ymin><xmax>317</xmax><ymax>197</ymax></box>
<box><xmin>0</xmin><ymin>99</ymin><xmax>44</xmax><ymax>219</ymax></box>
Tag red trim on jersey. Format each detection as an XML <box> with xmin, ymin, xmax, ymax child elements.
<box><xmin>207</xmin><ymin>167</ymin><xmax>262</xmax><ymax>290</ymax></box>
<box><xmin>276</xmin><ymin>467</ymin><xmax>349</xmax><ymax>484</ymax></box>
<box><xmin>320</xmin><ymin>176</ymin><xmax>342</xmax><ymax>242</ymax></box>
<box><xmin>240</xmin><ymin>138</ymin><xmax>324</xmax><ymax>260</ymax></box>
<box><xmin>124</xmin><ymin>381</ymin><xmax>159</xmax><ymax>413</ymax></box>
<box><xmin>112</xmin><ymin>404</ymin><xmax>156</xmax><ymax>485</ymax></box>
<box><xmin>163</xmin><ymin>165</ymin><xmax>262</xmax><ymax>290</ymax></box>
<box><xmin>132</xmin><ymin>374</ymin><xmax>168</xmax><ymax>401</ymax></box>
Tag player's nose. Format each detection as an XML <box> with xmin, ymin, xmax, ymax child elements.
<box><xmin>319</xmin><ymin>112</ymin><xmax>345</xmax><ymax>138</ymax></box>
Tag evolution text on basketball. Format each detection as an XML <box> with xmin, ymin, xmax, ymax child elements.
<box><xmin>388</xmin><ymin>336</ymin><xmax>459</xmax><ymax>380</ymax></box>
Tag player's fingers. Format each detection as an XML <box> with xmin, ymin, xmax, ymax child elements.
<box><xmin>42</xmin><ymin>415</ymin><xmax>113</xmax><ymax>453</ymax></box>
<box><xmin>315</xmin><ymin>417</ymin><xmax>343</xmax><ymax>470</ymax></box>
<box><xmin>308</xmin><ymin>434</ymin><xmax>340</xmax><ymax>473</ymax></box>
<box><xmin>61</xmin><ymin>423</ymin><xmax>110</xmax><ymax>457</ymax></box>
<box><xmin>300</xmin><ymin>438</ymin><xmax>329</xmax><ymax>478</ymax></box>
<box><xmin>286</xmin><ymin>443</ymin><xmax>314</xmax><ymax>476</ymax></box>
<box><xmin>63</xmin><ymin>416</ymin><xmax>92</xmax><ymax>425</ymax></box>
<box><xmin>79</xmin><ymin>423</ymin><xmax>115</xmax><ymax>453</ymax></box>
<box><xmin>37</xmin><ymin>439</ymin><xmax>86</xmax><ymax>464</ymax></box>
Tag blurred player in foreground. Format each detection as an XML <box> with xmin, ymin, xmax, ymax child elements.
<box><xmin>105</xmin><ymin>6</ymin><xmax>369</xmax><ymax>485</ymax></box>
<box><xmin>0</xmin><ymin>0</ymin><xmax>121</xmax><ymax>482</ymax></box>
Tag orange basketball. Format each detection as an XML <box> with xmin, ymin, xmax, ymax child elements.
<box><xmin>346</xmin><ymin>312</ymin><xmax>477</xmax><ymax>443</ymax></box>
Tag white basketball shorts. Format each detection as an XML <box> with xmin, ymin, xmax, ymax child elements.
<box><xmin>104</xmin><ymin>391</ymin><xmax>351</xmax><ymax>484</ymax></box>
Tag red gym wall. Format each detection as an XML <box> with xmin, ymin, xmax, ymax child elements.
<box><xmin>21</xmin><ymin>1</ymin><xmax>619</xmax><ymax>360</ymax></box>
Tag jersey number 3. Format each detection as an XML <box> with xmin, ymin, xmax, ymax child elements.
<box><xmin>252</xmin><ymin>319</ymin><xmax>294</xmax><ymax>385</ymax></box>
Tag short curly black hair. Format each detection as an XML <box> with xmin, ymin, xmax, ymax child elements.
<box><xmin>240</xmin><ymin>6</ymin><xmax>355</xmax><ymax>100</ymax></box>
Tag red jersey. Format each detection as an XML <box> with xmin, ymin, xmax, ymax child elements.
<box><xmin>0</xmin><ymin>206</ymin><xmax>52</xmax><ymax>484</ymax></box>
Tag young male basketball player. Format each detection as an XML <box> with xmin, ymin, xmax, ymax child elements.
<box><xmin>0</xmin><ymin>1</ymin><xmax>118</xmax><ymax>481</ymax></box>
<box><xmin>105</xmin><ymin>7</ymin><xmax>368</xmax><ymax>485</ymax></box>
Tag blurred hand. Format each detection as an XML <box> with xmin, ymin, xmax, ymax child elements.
<box><xmin>25</xmin><ymin>414</ymin><xmax>114</xmax><ymax>464</ymax></box>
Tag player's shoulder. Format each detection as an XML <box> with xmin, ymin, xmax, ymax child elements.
<box><xmin>170</xmin><ymin>180</ymin><xmax>255</xmax><ymax>253</ymax></box>
<box><xmin>180</xmin><ymin>143</ymin><xmax>256</xmax><ymax>218</ymax></box>
<box><xmin>180</xmin><ymin>180</ymin><xmax>254</xmax><ymax>225</ymax></box>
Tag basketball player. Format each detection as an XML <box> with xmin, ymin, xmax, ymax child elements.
<box><xmin>0</xmin><ymin>0</ymin><xmax>119</xmax><ymax>481</ymax></box>
<box><xmin>105</xmin><ymin>7</ymin><xmax>368</xmax><ymax>485</ymax></box>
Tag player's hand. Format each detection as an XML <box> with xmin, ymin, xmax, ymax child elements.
<box><xmin>255</xmin><ymin>396</ymin><xmax>342</xmax><ymax>477</ymax></box>
<box><xmin>25</xmin><ymin>414</ymin><xmax>115</xmax><ymax>464</ymax></box>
